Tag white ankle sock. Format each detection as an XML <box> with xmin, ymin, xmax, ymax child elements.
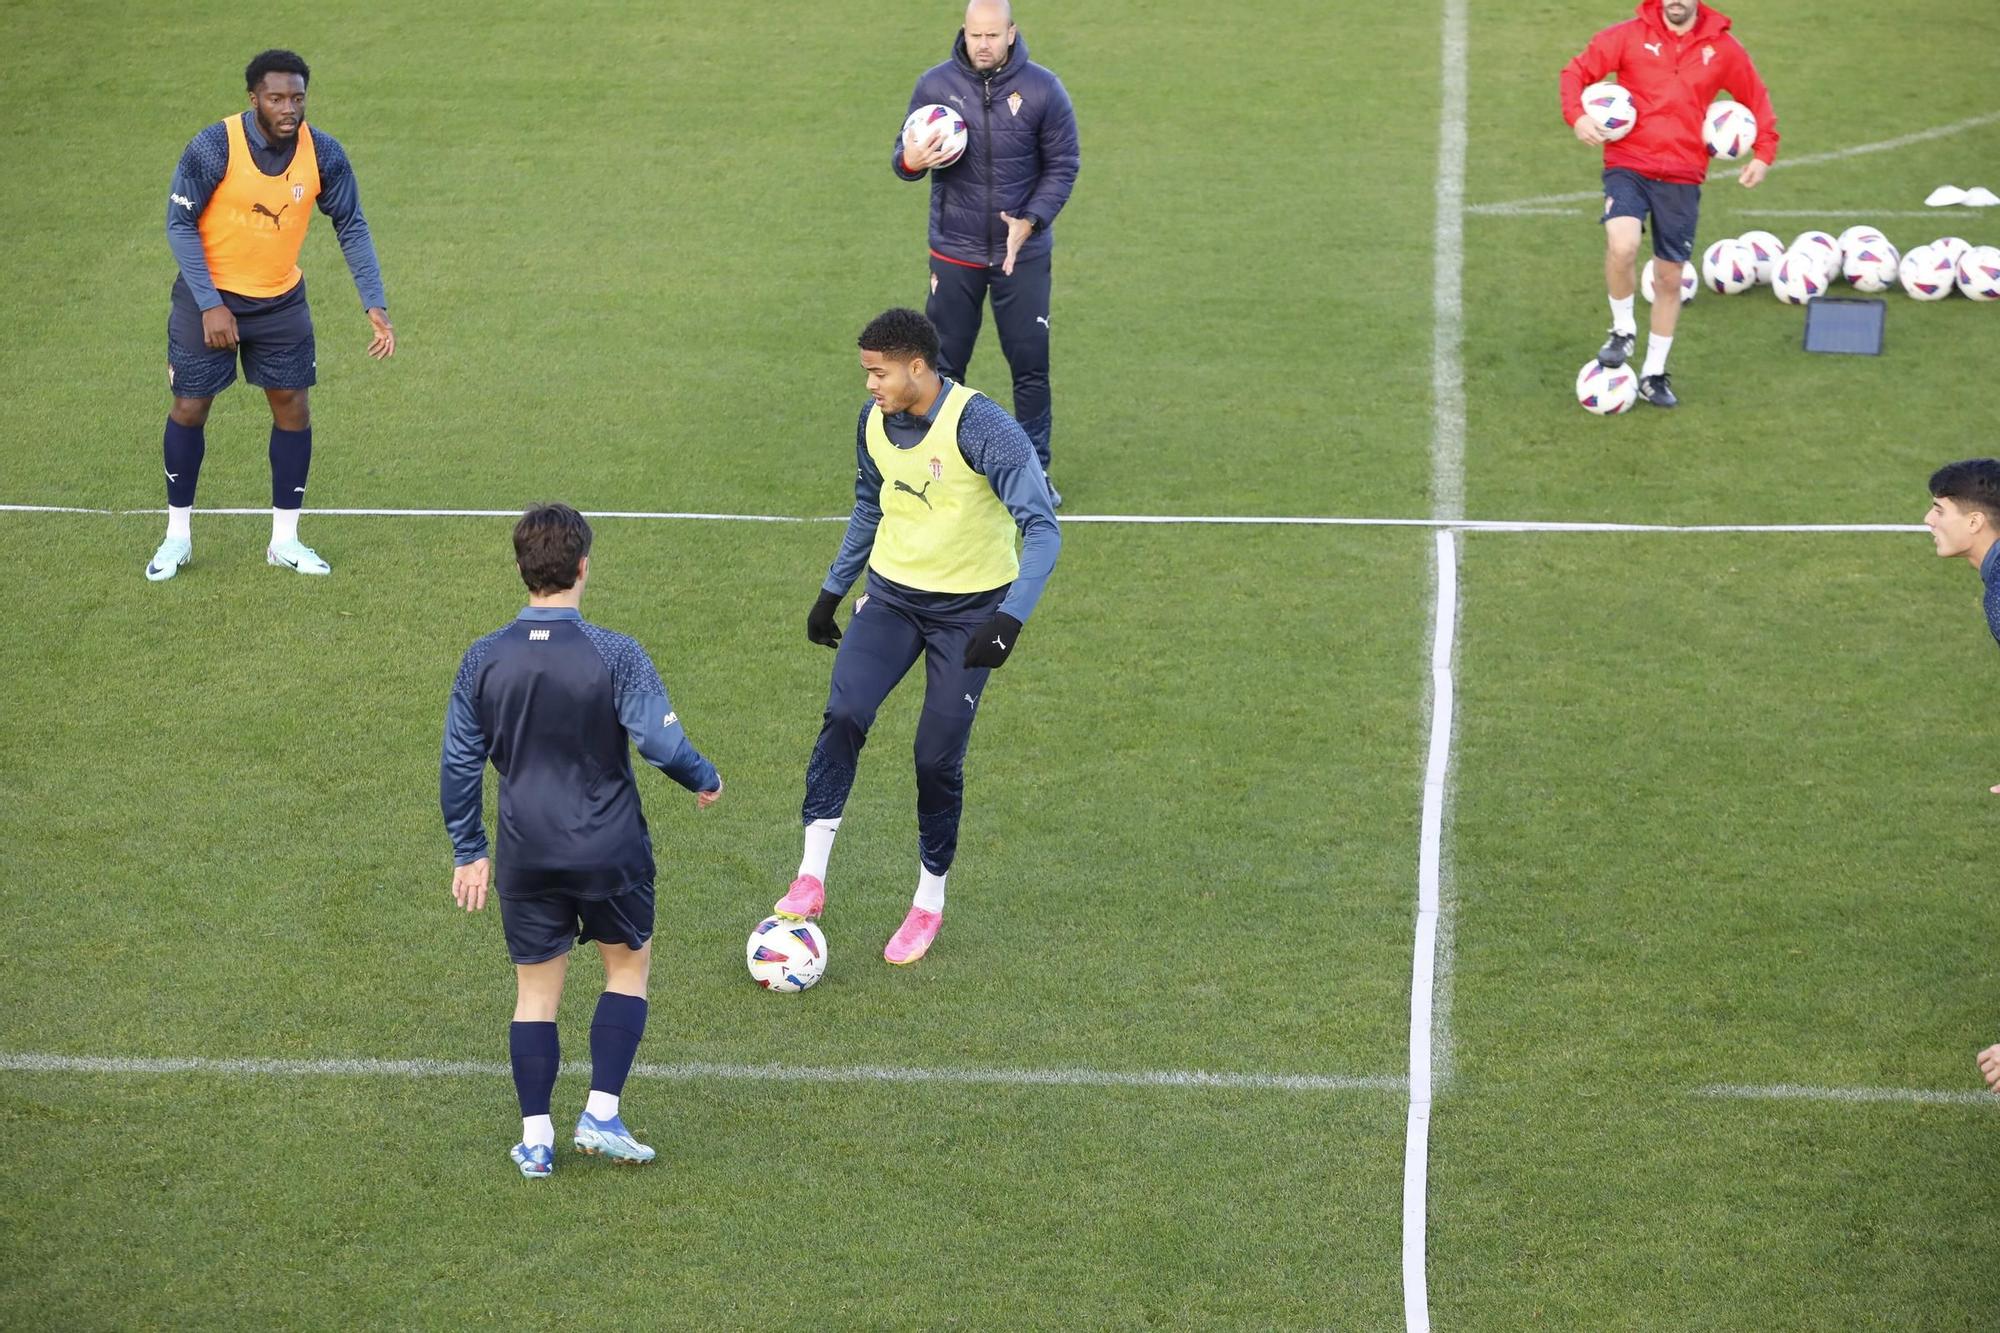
<box><xmin>1642</xmin><ymin>333</ymin><xmax>1673</xmax><ymax>377</ymax></box>
<box><xmin>522</xmin><ymin>1114</ymin><xmax>555</xmax><ymax>1149</ymax></box>
<box><xmin>166</xmin><ymin>506</ymin><xmax>193</xmax><ymax>541</ymax></box>
<box><xmin>585</xmin><ymin>1090</ymin><xmax>619</xmax><ymax>1121</ymax></box>
<box><xmin>271</xmin><ymin>507</ymin><xmax>300</xmax><ymax>546</ymax></box>
<box><xmin>1609</xmin><ymin>294</ymin><xmax>1637</xmax><ymax>336</ymax></box>
<box><xmin>798</xmin><ymin>817</ymin><xmax>840</xmax><ymax>881</ymax></box>
<box><xmin>914</xmin><ymin>867</ymin><xmax>947</xmax><ymax>913</ymax></box>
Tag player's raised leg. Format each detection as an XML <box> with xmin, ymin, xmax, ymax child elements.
<box><xmin>262</xmin><ymin>381</ymin><xmax>329</xmax><ymax>574</ymax></box>
<box><xmin>781</xmin><ymin>597</ymin><xmax>926</xmax><ymax>919</ymax></box>
<box><xmin>885</xmin><ymin>619</ymin><xmax>992</xmax><ymax>965</ymax></box>
<box><xmin>507</xmin><ymin>949</ymin><xmax>567</xmax><ymax>1179</ymax></box>
<box><xmin>573</xmin><ymin>935</ymin><xmax>656</xmax><ymax>1164</ymax></box>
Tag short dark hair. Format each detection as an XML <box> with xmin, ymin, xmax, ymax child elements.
<box><xmin>1929</xmin><ymin>458</ymin><xmax>2000</xmax><ymax>524</ymax></box>
<box><xmin>246</xmin><ymin>49</ymin><xmax>310</xmax><ymax>92</ymax></box>
<box><xmin>514</xmin><ymin>503</ymin><xmax>593</xmax><ymax>594</ymax></box>
<box><xmin>857</xmin><ymin>307</ymin><xmax>940</xmax><ymax>368</ymax></box>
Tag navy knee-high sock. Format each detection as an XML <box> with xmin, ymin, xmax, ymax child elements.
<box><xmin>269</xmin><ymin>425</ymin><xmax>312</xmax><ymax>508</ymax></box>
<box><xmin>164</xmin><ymin>419</ymin><xmax>205</xmax><ymax>508</ymax></box>
<box><xmin>588</xmin><ymin>992</ymin><xmax>647</xmax><ymax>1098</ymax></box>
<box><xmin>509</xmin><ymin>1021</ymin><xmax>560</xmax><ymax>1117</ymax></box>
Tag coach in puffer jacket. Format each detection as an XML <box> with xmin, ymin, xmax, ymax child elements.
<box><xmin>893</xmin><ymin>5</ymin><xmax>1079</xmax><ymax>491</ymax></box>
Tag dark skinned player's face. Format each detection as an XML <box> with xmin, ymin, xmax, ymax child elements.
<box><xmin>861</xmin><ymin>349</ymin><xmax>930</xmax><ymax>415</ymax></box>
<box><xmin>249</xmin><ymin>73</ymin><xmax>306</xmax><ymax>142</ymax></box>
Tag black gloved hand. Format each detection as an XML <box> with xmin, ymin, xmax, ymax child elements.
<box><xmin>806</xmin><ymin>589</ymin><xmax>844</xmax><ymax>648</ymax></box>
<box><xmin>962</xmin><ymin>612</ymin><xmax>1023</xmax><ymax>668</ymax></box>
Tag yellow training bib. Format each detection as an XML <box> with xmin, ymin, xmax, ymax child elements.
<box><xmin>864</xmin><ymin>383</ymin><xmax>1020</xmax><ymax>594</ymax></box>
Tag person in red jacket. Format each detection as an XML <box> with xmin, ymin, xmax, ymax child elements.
<box><xmin>1561</xmin><ymin>0</ymin><xmax>1778</xmax><ymax>407</ymax></box>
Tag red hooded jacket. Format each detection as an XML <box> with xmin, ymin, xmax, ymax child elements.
<box><xmin>1560</xmin><ymin>0</ymin><xmax>1779</xmax><ymax>184</ymax></box>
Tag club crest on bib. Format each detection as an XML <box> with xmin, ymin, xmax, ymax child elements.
<box><xmin>293</xmin><ymin>183</ymin><xmax>306</xmax><ymax>202</ymax></box>
<box><xmin>1008</xmin><ymin>91</ymin><xmax>1023</xmax><ymax>117</ymax></box>
<box><xmin>1702</xmin><ymin>44</ymin><xmax>1716</xmax><ymax>65</ymax></box>
<box><xmin>929</xmin><ymin>456</ymin><xmax>943</xmax><ymax>479</ymax></box>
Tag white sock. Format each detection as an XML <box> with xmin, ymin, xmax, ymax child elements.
<box><xmin>271</xmin><ymin>507</ymin><xmax>300</xmax><ymax>546</ymax></box>
<box><xmin>1642</xmin><ymin>333</ymin><xmax>1673</xmax><ymax>378</ymax></box>
<box><xmin>1609</xmin><ymin>294</ymin><xmax>1637</xmax><ymax>337</ymax></box>
<box><xmin>914</xmin><ymin>867</ymin><xmax>947</xmax><ymax>913</ymax></box>
<box><xmin>585</xmin><ymin>1090</ymin><xmax>620</xmax><ymax>1121</ymax></box>
<box><xmin>522</xmin><ymin>1114</ymin><xmax>555</xmax><ymax>1149</ymax></box>
<box><xmin>166</xmin><ymin>506</ymin><xmax>193</xmax><ymax>541</ymax></box>
<box><xmin>798</xmin><ymin>817</ymin><xmax>840</xmax><ymax>881</ymax></box>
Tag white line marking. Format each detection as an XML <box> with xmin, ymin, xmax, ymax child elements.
<box><xmin>1406</xmin><ymin>2</ymin><xmax>1469</xmax><ymax>1322</ymax></box>
<box><xmin>1469</xmin><ymin>109</ymin><xmax>2000</xmax><ymax>215</ymax></box>
<box><xmin>0</xmin><ymin>503</ymin><xmax>1927</xmax><ymax>535</ymax></box>
<box><xmin>0</xmin><ymin>1049</ymin><xmax>1406</xmax><ymax>1095</ymax></box>
<box><xmin>1696</xmin><ymin>1082</ymin><xmax>2000</xmax><ymax>1107</ymax></box>
<box><xmin>1430</xmin><ymin>0</ymin><xmax>1467</xmax><ymax>526</ymax></box>
<box><xmin>1404</xmin><ymin>530</ymin><xmax>1459</xmax><ymax>1333</ymax></box>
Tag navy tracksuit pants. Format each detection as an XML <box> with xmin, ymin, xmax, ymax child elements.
<box><xmin>926</xmin><ymin>252</ymin><xmax>1053</xmax><ymax>468</ymax></box>
<box><xmin>801</xmin><ymin>590</ymin><xmax>999</xmax><ymax>875</ymax></box>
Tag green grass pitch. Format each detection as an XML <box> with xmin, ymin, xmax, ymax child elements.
<box><xmin>2</xmin><ymin>1</ymin><xmax>1999</xmax><ymax>1328</ymax></box>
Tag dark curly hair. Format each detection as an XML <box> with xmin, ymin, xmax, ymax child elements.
<box><xmin>246</xmin><ymin>49</ymin><xmax>310</xmax><ymax>92</ymax></box>
<box><xmin>857</xmin><ymin>308</ymin><xmax>940</xmax><ymax>368</ymax></box>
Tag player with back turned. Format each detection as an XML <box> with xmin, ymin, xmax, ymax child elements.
<box><xmin>773</xmin><ymin>309</ymin><xmax>1060</xmax><ymax>966</ymax></box>
<box><xmin>147</xmin><ymin>49</ymin><xmax>393</xmax><ymax>583</ymax></box>
<box><xmin>442</xmin><ymin>505</ymin><xmax>723</xmax><ymax>1178</ymax></box>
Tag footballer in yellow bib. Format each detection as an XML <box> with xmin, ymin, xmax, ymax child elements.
<box><xmin>773</xmin><ymin>309</ymin><xmax>1062</xmax><ymax>966</ymax></box>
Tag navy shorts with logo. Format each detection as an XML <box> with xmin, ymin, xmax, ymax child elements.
<box><xmin>1601</xmin><ymin>167</ymin><xmax>1702</xmax><ymax>264</ymax></box>
<box><xmin>167</xmin><ymin>274</ymin><xmax>317</xmax><ymax>398</ymax></box>
<box><xmin>497</xmin><ymin>883</ymin><xmax>655</xmax><ymax>965</ymax></box>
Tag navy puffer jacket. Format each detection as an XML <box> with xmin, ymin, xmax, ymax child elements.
<box><xmin>893</xmin><ymin>28</ymin><xmax>1080</xmax><ymax>268</ymax></box>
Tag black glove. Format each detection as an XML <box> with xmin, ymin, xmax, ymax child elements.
<box><xmin>806</xmin><ymin>589</ymin><xmax>844</xmax><ymax>648</ymax></box>
<box><xmin>962</xmin><ymin>612</ymin><xmax>1023</xmax><ymax>668</ymax></box>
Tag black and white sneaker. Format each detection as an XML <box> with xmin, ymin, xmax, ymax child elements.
<box><xmin>1596</xmin><ymin>330</ymin><xmax>1636</xmax><ymax>368</ymax></box>
<box><xmin>1637</xmin><ymin>373</ymin><xmax>1678</xmax><ymax>409</ymax></box>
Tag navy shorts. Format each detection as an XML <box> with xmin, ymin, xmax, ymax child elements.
<box><xmin>1601</xmin><ymin>167</ymin><xmax>1702</xmax><ymax>264</ymax></box>
<box><xmin>497</xmin><ymin>884</ymin><xmax>655</xmax><ymax>965</ymax></box>
<box><xmin>167</xmin><ymin>277</ymin><xmax>317</xmax><ymax>399</ymax></box>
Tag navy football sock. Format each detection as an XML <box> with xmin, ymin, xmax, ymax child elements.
<box><xmin>163</xmin><ymin>418</ymin><xmax>205</xmax><ymax>508</ymax></box>
<box><xmin>588</xmin><ymin>992</ymin><xmax>648</xmax><ymax>1100</ymax></box>
<box><xmin>509</xmin><ymin>1021</ymin><xmax>560</xmax><ymax>1118</ymax></box>
<box><xmin>269</xmin><ymin>425</ymin><xmax>312</xmax><ymax>509</ymax></box>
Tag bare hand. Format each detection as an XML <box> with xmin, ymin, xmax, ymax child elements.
<box><xmin>1738</xmin><ymin>157</ymin><xmax>1769</xmax><ymax>188</ymax></box>
<box><xmin>999</xmin><ymin>212</ymin><xmax>1034</xmax><ymax>276</ymax></box>
<box><xmin>1573</xmin><ymin>115</ymin><xmax>1608</xmax><ymax>146</ymax></box>
<box><xmin>366</xmin><ymin>308</ymin><xmax>395</xmax><ymax>359</ymax></box>
<box><xmin>698</xmin><ymin>777</ymin><xmax>724</xmax><ymax>810</ymax></box>
<box><xmin>452</xmin><ymin>857</ymin><xmax>490</xmax><ymax>912</ymax></box>
<box><xmin>1990</xmin><ymin>781</ymin><xmax>1999</xmax><ymax>796</ymax></box>
<box><xmin>1979</xmin><ymin>1044</ymin><xmax>2000</xmax><ymax>1092</ymax></box>
<box><xmin>902</xmin><ymin>129</ymin><xmax>951</xmax><ymax>173</ymax></box>
<box><xmin>201</xmin><ymin>305</ymin><xmax>239</xmax><ymax>350</ymax></box>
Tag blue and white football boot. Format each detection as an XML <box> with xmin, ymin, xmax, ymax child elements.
<box><xmin>145</xmin><ymin>535</ymin><xmax>192</xmax><ymax>582</ymax></box>
<box><xmin>573</xmin><ymin>1112</ymin><xmax>655</xmax><ymax>1164</ymax></box>
<box><xmin>267</xmin><ymin>538</ymin><xmax>331</xmax><ymax>575</ymax></box>
<box><xmin>510</xmin><ymin>1142</ymin><xmax>555</xmax><ymax>1178</ymax></box>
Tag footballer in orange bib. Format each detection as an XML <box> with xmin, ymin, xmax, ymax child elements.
<box><xmin>149</xmin><ymin>48</ymin><xmax>394</xmax><ymax>583</ymax></box>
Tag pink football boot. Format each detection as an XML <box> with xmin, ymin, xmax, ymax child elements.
<box><xmin>773</xmin><ymin>874</ymin><xmax>825</xmax><ymax>920</ymax></box>
<box><xmin>883</xmin><ymin>906</ymin><xmax>942</xmax><ymax>965</ymax></box>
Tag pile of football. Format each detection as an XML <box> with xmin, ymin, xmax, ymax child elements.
<box><xmin>1683</xmin><ymin>226</ymin><xmax>2000</xmax><ymax>305</ymax></box>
